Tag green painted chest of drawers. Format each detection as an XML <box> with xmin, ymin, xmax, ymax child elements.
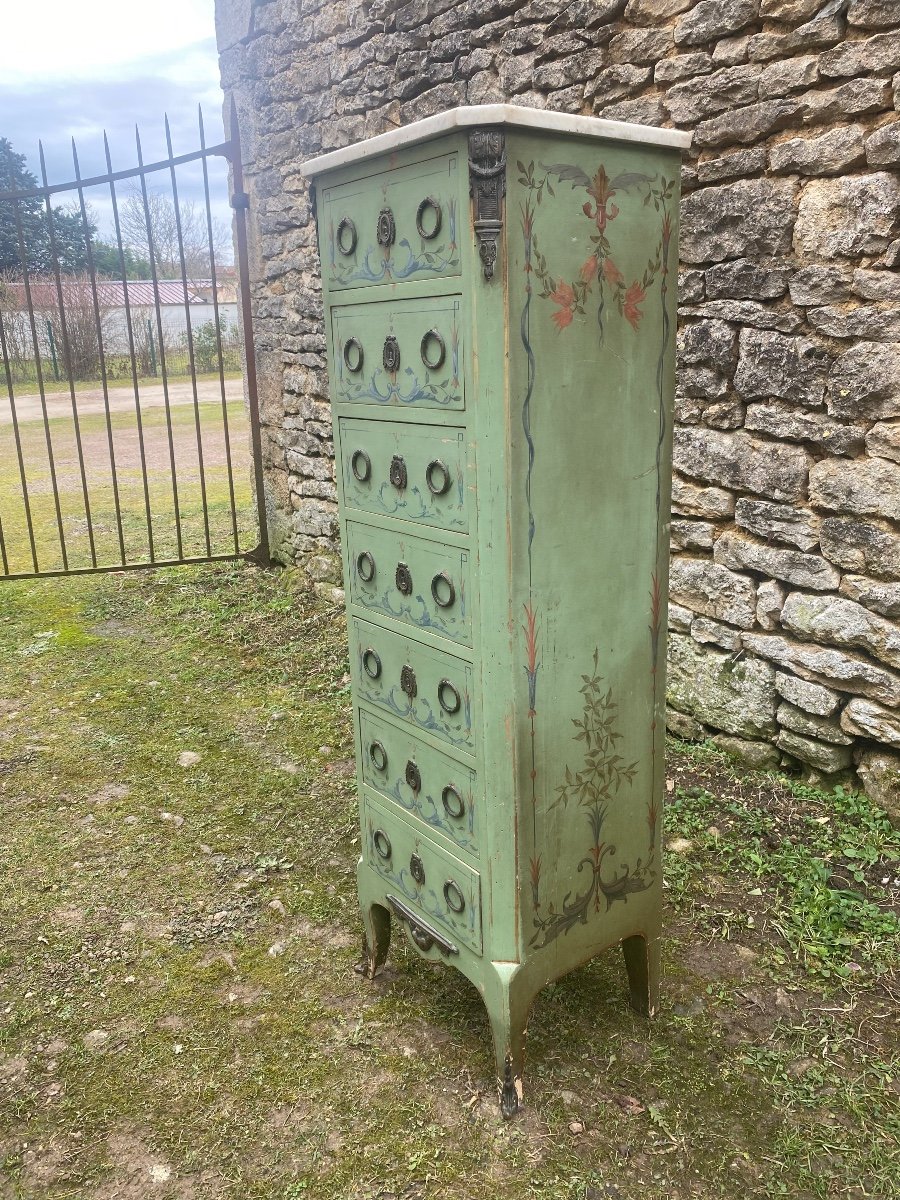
<box><xmin>302</xmin><ymin>105</ymin><xmax>688</xmax><ymax>1116</ymax></box>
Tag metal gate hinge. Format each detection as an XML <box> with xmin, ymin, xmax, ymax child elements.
<box><xmin>230</xmin><ymin>191</ymin><xmax>250</xmax><ymax>210</ymax></box>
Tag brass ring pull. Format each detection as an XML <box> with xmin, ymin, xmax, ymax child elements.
<box><xmin>416</xmin><ymin>196</ymin><xmax>442</xmax><ymax>240</ymax></box>
<box><xmin>362</xmin><ymin>647</ymin><xmax>382</xmax><ymax>680</ymax></box>
<box><xmin>441</xmin><ymin>784</ymin><xmax>465</xmax><ymax>820</ymax></box>
<box><xmin>369</xmin><ymin>740</ymin><xmax>388</xmax><ymax>772</ymax></box>
<box><xmin>443</xmin><ymin>879</ymin><xmax>465</xmax><ymax>914</ymax></box>
<box><xmin>343</xmin><ymin>337</ymin><xmax>363</xmax><ymax>373</ymax></box>
<box><xmin>438</xmin><ymin>678</ymin><xmax>461</xmax><ymax>716</ymax></box>
<box><xmin>373</xmin><ymin>828</ymin><xmax>392</xmax><ymax>860</ymax></box>
<box><xmin>356</xmin><ymin>550</ymin><xmax>375</xmax><ymax>583</ymax></box>
<box><xmin>351</xmin><ymin>449</ymin><xmax>371</xmax><ymax>483</ymax></box>
<box><xmin>336</xmin><ymin>216</ymin><xmax>357</xmax><ymax>256</ymax></box>
<box><xmin>376</xmin><ymin>207</ymin><xmax>396</xmax><ymax>247</ymax></box>
<box><xmin>425</xmin><ymin>458</ymin><xmax>452</xmax><ymax>497</ymax></box>
<box><xmin>420</xmin><ymin>328</ymin><xmax>446</xmax><ymax>371</ymax></box>
<box><xmin>431</xmin><ymin>572</ymin><xmax>455</xmax><ymax>609</ymax></box>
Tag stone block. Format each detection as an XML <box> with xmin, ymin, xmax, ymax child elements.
<box><xmin>852</xmin><ymin>269</ymin><xmax>900</xmax><ymax>301</ymax></box>
<box><xmin>827</xmin><ymin>342</ymin><xmax>900</xmax><ymax>422</ymax></box>
<box><xmin>678</xmin><ymin>367</ymin><xmax>729</xmax><ymax>399</ymax></box>
<box><xmin>609</xmin><ymin>27</ymin><xmax>672</xmax><ymax>63</ymax></box>
<box><xmin>760</xmin><ymin>0</ymin><xmax>822</xmax><ymax>19</ymax></box>
<box><xmin>655</xmin><ymin>51</ymin><xmax>714</xmax><ymax>84</ymax></box>
<box><xmin>626</xmin><ymin>0</ymin><xmax>693</xmax><ymax>20</ymax></box>
<box><xmin>669</xmin><ymin>602</ymin><xmax>694</xmax><ymax>632</ymax></box>
<box><xmin>705</xmin><ymin>259</ymin><xmax>789</xmax><ymax>300</ymax></box>
<box><xmin>666</xmin><ymin>706</ymin><xmax>707</xmax><ymax>742</ymax></box>
<box><xmin>667</xmin><ymin>632</ymin><xmax>777</xmax><ymax>740</ymax></box>
<box><xmin>735</xmin><ymin>498</ymin><xmax>819</xmax><ymax>552</ymax></box>
<box><xmin>691</xmin><ymin>616</ymin><xmax>743</xmax><ymax>650</ymax></box>
<box><xmin>781</xmin><ymin>591</ymin><xmax>900</xmax><ymax>672</ymax></box>
<box><xmin>748</xmin><ymin>16</ymin><xmax>844</xmax><ymax>62</ymax></box>
<box><xmin>734</xmin><ymin>328</ymin><xmax>829</xmax><ymax>405</ymax></box>
<box><xmin>671</xmin><ymin>476</ymin><xmax>735</xmax><ymax>518</ymax></box>
<box><xmin>777</xmin><ymin>701</ymin><xmax>854</xmax><ymax>746</ymax></box>
<box><xmin>774</xmin><ymin>671</ymin><xmax>841</xmax><ymax>716</ymax></box>
<box><xmin>711</xmin><ymin>35</ymin><xmax>750</xmax><ymax>66</ymax></box>
<box><xmin>756</xmin><ymin>579</ymin><xmax>787</xmax><ymax>630</ymax></box>
<box><xmin>800</xmin><ymin>79</ymin><xmax>893</xmax><ymax>126</ymax></box>
<box><xmin>682</xmin><ymin>299</ymin><xmax>801</xmax><ymax>332</ymax></box>
<box><xmin>847</xmin><ymin>0</ymin><xmax>898</xmax><ymax>28</ymax></box>
<box><xmin>820</xmin><ymin>517</ymin><xmax>900</xmax><ymax>581</ymax></box>
<box><xmin>866</xmin><ymin>122</ymin><xmax>900</xmax><ymax>167</ymax></box>
<box><xmin>789</xmin><ymin>264</ymin><xmax>853</xmax><ymax>306</ymax></box>
<box><xmin>677</xmin><ymin>319</ymin><xmax>736</xmax><ymax>371</ymax></box>
<box><xmin>819</xmin><ymin>30</ymin><xmax>900</xmax><ymax>77</ymax></box>
<box><xmin>808</xmin><ymin>305</ymin><xmax>900</xmax><ymax>341</ymax></box>
<box><xmin>769</xmin><ymin>125</ymin><xmax>866</xmax><ymax>175</ymax></box>
<box><xmin>744</xmin><ymin>633</ymin><xmax>900</xmax><ymax>706</ymax></box>
<box><xmin>841</xmin><ymin>697</ymin><xmax>900</xmax><ymax>748</ymax></box>
<box><xmin>673</xmin><ymin>427</ymin><xmax>810</xmax><ymax>502</ymax></box>
<box><xmin>776</xmin><ymin>729</ymin><xmax>854</xmax><ymax>774</ymax></box>
<box><xmin>704</xmin><ymin>398</ymin><xmax>745</xmax><ymax>430</ymax></box>
<box><xmin>855</xmin><ymin>747</ymin><xmax>900</xmax><ymax>824</ymax></box>
<box><xmin>669</xmin><ymin>557</ymin><xmax>758</xmax><ymax>627</ymax></box>
<box><xmin>695</xmin><ymin>147</ymin><xmax>767</xmax><ymax>184</ymax></box>
<box><xmin>712</xmin><ymin>734</ymin><xmax>781</xmax><ymax>769</ymax></box>
<box><xmin>694</xmin><ymin>99</ymin><xmax>801</xmax><ymax>148</ymax></box>
<box><xmin>866</xmin><ymin>422</ymin><xmax>900</xmax><ymax>466</ymax></box>
<box><xmin>714</xmin><ymin>532</ymin><xmax>840</xmax><ymax>592</ymax></box>
<box><xmin>681</xmin><ymin>178</ymin><xmax>797</xmax><ymax>263</ymax></box>
<box><xmin>758</xmin><ymin>53</ymin><xmax>819</xmax><ymax>95</ymax></box>
<box><xmin>809</xmin><ymin>457</ymin><xmax>900</xmax><ymax>523</ymax></box>
<box><xmin>664</xmin><ymin>64</ymin><xmax>760</xmax><ymax>124</ymax></box>
<box><xmin>744</xmin><ymin>404</ymin><xmax>865</xmax><ymax>457</ymax></box>
<box><xmin>674</xmin><ymin>1</ymin><xmax>760</xmax><ymax>48</ymax></box>
<box><xmin>671</xmin><ymin>520</ymin><xmax>715</xmax><ymax>551</ymax></box>
<box><xmin>794</xmin><ymin>174</ymin><xmax>900</xmax><ymax>260</ymax></box>
<box><xmin>840</xmin><ymin>575</ymin><xmax>900</xmax><ymax>620</ymax></box>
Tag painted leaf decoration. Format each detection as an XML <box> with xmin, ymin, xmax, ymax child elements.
<box><xmin>540</xmin><ymin>161</ymin><xmax>592</xmax><ymax>188</ymax></box>
<box><xmin>610</xmin><ymin>171</ymin><xmax>655</xmax><ymax>192</ymax></box>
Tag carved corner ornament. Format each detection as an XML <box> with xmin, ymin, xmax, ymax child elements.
<box><xmin>468</xmin><ymin>128</ymin><xmax>506</xmax><ymax>281</ymax></box>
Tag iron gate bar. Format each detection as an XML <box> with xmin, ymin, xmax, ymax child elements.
<box><xmin>165</xmin><ymin>115</ymin><xmax>212</xmax><ymax>558</ymax></box>
<box><xmin>199</xmin><ymin>106</ymin><xmax>240</xmax><ymax>556</ymax></box>
<box><xmin>72</xmin><ymin>136</ymin><xmax>127</xmax><ymax>564</ymax></box>
<box><xmin>103</xmin><ymin>129</ymin><xmax>156</xmax><ymax>559</ymax></box>
<box><xmin>0</xmin><ymin>104</ymin><xmax>270</xmax><ymax>579</ymax></box>
<box><xmin>39</xmin><ymin>141</ymin><xmax>99</xmax><ymax>569</ymax></box>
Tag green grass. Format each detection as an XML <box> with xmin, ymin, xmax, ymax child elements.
<box><xmin>0</xmin><ymin>568</ymin><xmax>897</xmax><ymax>1199</ymax></box>
<box><xmin>3</xmin><ymin>368</ymin><xmax>242</xmax><ymax>397</ymax></box>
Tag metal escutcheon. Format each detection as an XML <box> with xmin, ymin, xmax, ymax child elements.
<box><xmin>389</xmin><ymin>454</ymin><xmax>408</xmax><ymax>491</ymax></box>
<box><xmin>395</xmin><ymin>561</ymin><xmax>412</xmax><ymax>596</ymax></box>
<box><xmin>410</xmin><ymin>853</ymin><xmax>426</xmax><ymax>885</ymax></box>
<box><xmin>405</xmin><ymin>759</ymin><xmax>421</xmax><ymax>792</ymax></box>
<box><xmin>400</xmin><ymin>664</ymin><xmax>417</xmax><ymax>700</ymax></box>
<box><xmin>383</xmin><ymin>334</ymin><xmax>401</xmax><ymax>373</ymax></box>
<box><xmin>376</xmin><ymin>207</ymin><xmax>396</xmax><ymax>247</ymax></box>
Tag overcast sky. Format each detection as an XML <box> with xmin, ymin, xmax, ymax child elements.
<box><xmin>0</xmin><ymin>0</ymin><xmax>232</xmax><ymax>255</ymax></box>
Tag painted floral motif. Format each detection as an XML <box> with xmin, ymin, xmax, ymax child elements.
<box><xmin>516</xmin><ymin>159</ymin><xmax>674</xmax><ymax>343</ymax></box>
<box><xmin>530</xmin><ymin>651</ymin><xmax>654</xmax><ymax>949</ymax></box>
<box><xmin>337</xmin><ymin>323</ymin><xmax>461</xmax><ymax>408</ymax></box>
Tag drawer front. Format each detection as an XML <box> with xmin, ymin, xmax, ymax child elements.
<box><xmin>359</xmin><ymin>711</ymin><xmax>479</xmax><ymax>857</ymax></box>
<box><xmin>338</xmin><ymin>418</ymin><xmax>469</xmax><ymax>534</ymax></box>
<box><xmin>321</xmin><ymin>152</ymin><xmax>461</xmax><ymax>291</ymax></box>
<box><xmin>347</xmin><ymin>520</ymin><xmax>471</xmax><ymax>646</ymax></box>
<box><xmin>331</xmin><ymin>296</ymin><xmax>464</xmax><ymax>412</ymax></box>
<box><xmin>351</xmin><ymin>616</ymin><xmax>474</xmax><ymax>753</ymax></box>
<box><xmin>363</xmin><ymin>793</ymin><xmax>482</xmax><ymax>954</ymax></box>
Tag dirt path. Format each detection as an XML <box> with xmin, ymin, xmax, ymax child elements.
<box><xmin>0</xmin><ymin>377</ymin><xmax>244</xmax><ymax>426</ymax></box>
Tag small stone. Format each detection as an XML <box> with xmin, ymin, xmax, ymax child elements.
<box><xmin>775</xmin><ymin>671</ymin><xmax>841</xmax><ymax>717</ymax></box>
<box><xmin>677</xmin><ymin>319</ymin><xmax>736</xmax><ymax>371</ymax></box>
<box><xmin>712</xmin><ymin>734</ymin><xmax>781</xmax><ymax>769</ymax></box>
<box><xmin>667</xmin><ymin>633</ymin><xmax>777</xmax><ymax>739</ymax></box>
<box><xmin>776</xmin><ymin>730</ymin><xmax>854</xmax><ymax>774</ymax></box>
<box><xmin>735</xmin><ymin>499</ymin><xmax>819</xmax><ymax>552</ymax></box>
<box><xmin>666</xmin><ymin>706</ymin><xmax>707</xmax><ymax>741</ymax></box>
<box><xmin>83</xmin><ymin>1029</ymin><xmax>109</xmax><ymax>1050</ymax></box>
<box><xmin>178</xmin><ymin>751</ymin><xmax>201</xmax><ymax>769</ymax></box>
<box><xmin>820</xmin><ymin>517</ymin><xmax>900</xmax><ymax>581</ymax></box>
<box><xmin>800</xmin><ymin>78</ymin><xmax>893</xmax><ymax>125</ymax></box>
<box><xmin>769</xmin><ymin>125</ymin><xmax>866</xmax><ymax>175</ymax></box>
<box><xmin>866</xmin><ymin>122</ymin><xmax>900</xmax><ymax>167</ymax></box>
<box><xmin>827</xmin><ymin>342</ymin><xmax>900</xmax><ymax>421</ymax></box>
<box><xmin>839</xmin><ymin>575</ymin><xmax>900</xmax><ymax>620</ymax></box>
<box><xmin>744</xmin><ymin>634</ymin><xmax>900</xmax><ymax>706</ymax></box>
<box><xmin>781</xmin><ymin>592</ymin><xmax>900</xmax><ymax>672</ymax></box>
<box><xmin>855</xmin><ymin>747</ymin><xmax>900</xmax><ymax>824</ymax></box>
<box><xmin>691</xmin><ymin>616</ymin><xmax>743</xmax><ymax>651</ymax></box>
<box><xmin>790</xmin><ymin>264</ymin><xmax>853</xmax><ymax>306</ymax></box>
<box><xmin>674</xmin><ymin>428</ymin><xmax>810</xmax><ymax>502</ymax></box>
<box><xmin>664</xmin><ymin>63</ymin><xmax>760</xmax><ymax>124</ymax></box>
<box><xmin>149</xmin><ymin>1164</ymin><xmax>173</xmax><ymax>1184</ymax></box>
<box><xmin>669</xmin><ymin>558</ymin><xmax>757</xmax><ymax>628</ymax></box>
<box><xmin>867</xmin><ymin>421</ymin><xmax>900</xmax><ymax>464</ymax></box>
<box><xmin>682</xmin><ymin>298</ymin><xmax>802</xmax><ymax>332</ymax></box>
<box><xmin>809</xmin><ymin>457</ymin><xmax>900</xmax><ymax>523</ymax></box>
<box><xmin>671</xmin><ymin>520</ymin><xmax>715</xmax><ymax>551</ymax></box>
<box><xmin>695</xmin><ymin>147</ymin><xmax>767</xmax><ymax>184</ymax></box>
<box><xmin>704</xmin><ymin>398</ymin><xmax>745</xmax><ymax>430</ymax></box>
<box><xmin>760</xmin><ymin>0</ymin><xmax>821</xmax><ymax>19</ymax></box>
<box><xmin>841</xmin><ymin>697</ymin><xmax>900</xmax><ymax>748</ymax></box>
<box><xmin>675</xmin><ymin>1</ymin><xmax>761</xmax><ymax>48</ymax></box>
<box><xmin>714</xmin><ymin>532</ymin><xmax>840</xmax><ymax>592</ymax></box>
<box><xmin>852</xmin><ymin>269</ymin><xmax>900</xmax><ymax>301</ymax></box>
<box><xmin>794</xmin><ymin>174</ymin><xmax>900</xmax><ymax>260</ymax></box>
<box><xmin>669</xmin><ymin>602</ymin><xmax>694</xmax><ymax>632</ymax></box>
<box><xmin>777</xmin><ymin>702</ymin><xmax>853</xmax><ymax>746</ymax></box>
<box><xmin>705</xmin><ymin>259</ymin><xmax>789</xmax><ymax>300</ymax></box>
<box><xmin>667</xmin><ymin>837</ymin><xmax>694</xmax><ymax>853</ymax></box>
<box><xmin>681</xmin><ymin>178</ymin><xmax>797</xmax><ymax>264</ymax></box>
<box><xmin>847</xmin><ymin>0</ymin><xmax>897</xmax><ymax>29</ymax></box>
<box><xmin>733</xmin><ymin>328</ymin><xmax>829</xmax><ymax>405</ymax></box>
<box><xmin>756</xmin><ymin>580</ymin><xmax>787</xmax><ymax>630</ymax></box>
<box><xmin>267</xmin><ymin>941</ymin><xmax>287</xmax><ymax>958</ymax></box>
<box><xmin>759</xmin><ymin>53</ymin><xmax>819</xmax><ymax>95</ymax></box>
<box><xmin>819</xmin><ymin>29</ymin><xmax>900</xmax><ymax>78</ymax></box>
<box><xmin>626</xmin><ymin>0</ymin><xmax>693</xmax><ymax>21</ymax></box>
<box><xmin>808</xmin><ymin>304</ymin><xmax>900</xmax><ymax>341</ymax></box>
<box><xmin>744</xmin><ymin>404</ymin><xmax>865</xmax><ymax>458</ymax></box>
<box><xmin>694</xmin><ymin>99</ymin><xmax>801</xmax><ymax>148</ymax></box>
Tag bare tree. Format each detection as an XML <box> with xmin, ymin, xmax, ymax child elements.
<box><xmin>118</xmin><ymin>187</ymin><xmax>230</xmax><ymax>281</ymax></box>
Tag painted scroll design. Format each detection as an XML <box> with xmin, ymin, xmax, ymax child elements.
<box><xmin>518</xmin><ymin>160</ymin><xmax>674</xmax><ymax>914</ymax></box>
<box><xmin>337</xmin><ymin>322</ymin><xmax>462</xmax><ymax>408</ymax></box>
<box><xmin>530</xmin><ymin>651</ymin><xmax>655</xmax><ymax>950</ymax></box>
<box><xmin>328</xmin><ymin>198</ymin><xmax>458</xmax><ymax>287</ymax></box>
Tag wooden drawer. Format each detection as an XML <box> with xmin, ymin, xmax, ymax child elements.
<box><xmin>363</xmin><ymin>792</ymin><xmax>482</xmax><ymax>955</ymax></box>
<box><xmin>320</xmin><ymin>151</ymin><xmax>461</xmax><ymax>291</ymax></box>
<box><xmin>337</xmin><ymin>418</ymin><xmax>470</xmax><ymax>534</ymax></box>
<box><xmin>350</xmin><ymin>616</ymin><xmax>475</xmax><ymax>754</ymax></box>
<box><xmin>346</xmin><ymin>519</ymin><xmax>471</xmax><ymax>646</ymax></box>
<box><xmin>359</xmin><ymin>710</ymin><xmax>479</xmax><ymax>858</ymax></box>
<box><xmin>331</xmin><ymin>295</ymin><xmax>464</xmax><ymax>412</ymax></box>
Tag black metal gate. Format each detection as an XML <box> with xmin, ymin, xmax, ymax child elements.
<box><xmin>0</xmin><ymin>99</ymin><xmax>269</xmax><ymax>579</ymax></box>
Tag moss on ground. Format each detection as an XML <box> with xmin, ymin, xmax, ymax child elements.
<box><xmin>0</xmin><ymin>563</ymin><xmax>897</xmax><ymax>1199</ymax></box>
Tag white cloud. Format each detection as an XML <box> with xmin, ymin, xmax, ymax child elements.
<box><xmin>2</xmin><ymin>0</ymin><xmax>217</xmax><ymax>87</ymax></box>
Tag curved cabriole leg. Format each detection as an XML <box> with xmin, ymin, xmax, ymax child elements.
<box><xmin>483</xmin><ymin>965</ymin><xmax>535</xmax><ymax>1119</ymax></box>
<box><xmin>357</xmin><ymin>899</ymin><xmax>391</xmax><ymax>980</ymax></box>
<box><xmin>621</xmin><ymin>932</ymin><xmax>661</xmax><ymax>1018</ymax></box>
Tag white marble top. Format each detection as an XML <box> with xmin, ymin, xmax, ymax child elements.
<box><xmin>300</xmin><ymin>104</ymin><xmax>692</xmax><ymax>177</ymax></box>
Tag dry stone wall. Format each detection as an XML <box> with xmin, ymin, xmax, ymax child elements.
<box><xmin>215</xmin><ymin>0</ymin><xmax>900</xmax><ymax>814</ymax></box>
